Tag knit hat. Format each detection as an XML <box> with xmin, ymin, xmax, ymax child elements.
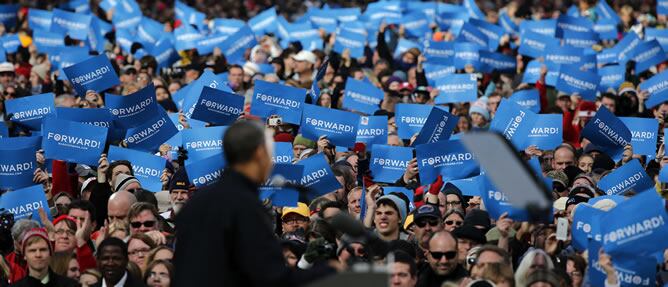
<box><xmin>31</xmin><ymin>64</ymin><xmax>49</xmax><ymax>82</ymax></box>
<box><xmin>569</xmin><ymin>184</ymin><xmax>596</xmax><ymax>198</ymax></box>
<box><xmin>573</xmin><ymin>173</ymin><xmax>596</xmax><ymax>187</ymax></box>
<box><xmin>293</xmin><ymin>134</ymin><xmax>316</xmax><ymax>149</ymax></box>
<box><xmin>442</xmin><ymin>183</ymin><xmax>465</xmax><ymax>208</ymax></box>
<box><xmin>546</xmin><ymin>170</ymin><xmax>569</xmax><ymax>187</ymax></box>
<box><xmin>464</xmin><ymin>209</ymin><xmax>491</xmax><ymax>232</ymax></box>
<box><xmin>469</xmin><ymin>99</ymin><xmax>490</xmax><ymax>121</ymax></box>
<box><xmin>452</xmin><ymin>224</ymin><xmax>487</xmax><ymax>244</ymax></box>
<box><xmin>114</xmin><ymin>174</ymin><xmax>141</xmax><ymax>192</ymax></box>
<box><xmin>52</xmin><ymin>215</ymin><xmax>77</xmax><ymax>226</ymax></box>
<box><xmin>376</xmin><ymin>194</ymin><xmax>408</xmax><ymax>225</ymax></box>
<box><xmin>618</xmin><ymin>82</ymin><xmax>637</xmax><ymax>96</ymax></box>
<box><xmin>385</xmin><ymin>76</ymin><xmax>402</xmax><ymax>89</ymax></box>
<box><xmin>21</xmin><ymin>228</ymin><xmax>52</xmax><ymax>255</ymax></box>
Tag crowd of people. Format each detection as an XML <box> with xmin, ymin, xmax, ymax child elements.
<box><xmin>0</xmin><ymin>0</ymin><xmax>668</xmax><ymax>286</ymax></box>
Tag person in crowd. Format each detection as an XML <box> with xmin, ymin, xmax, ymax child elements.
<box><xmin>143</xmin><ymin>260</ymin><xmax>173</xmax><ymax>287</ymax></box>
<box><xmin>160</xmin><ymin>168</ymin><xmax>191</xmax><ymax>228</ymax></box>
<box><xmin>12</xmin><ymin>228</ymin><xmax>78</xmax><ymax>286</ymax></box>
<box><xmin>94</xmin><ymin>237</ymin><xmax>145</xmax><ymax>287</ymax></box>
<box><xmin>417</xmin><ymin>231</ymin><xmax>468</xmax><ymax>286</ymax></box>
<box><xmin>127</xmin><ymin>203</ymin><xmax>168</xmax><ymax>246</ymax></box>
<box><xmin>49</xmin><ymin>252</ymin><xmax>80</xmax><ymax>281</ymax></box>
<box><xmin>127</xmin><ymin>234</ymin><xmax>157</xmax><ymax>275</ymax></box>
<box><xmin>390</xmin><ymin>251</ymin><xmax>418</xmax><ymax>287</ymax></box>
<box><xmin>80</xmin><ymin>269</ymin><xmax>101</xmax><ymax>287</ymax></box>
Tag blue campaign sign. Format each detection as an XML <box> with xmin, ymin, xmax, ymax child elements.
<box><xmin>595</xmin><ymin>1</ymin><xmax>621</xmax><ymax>24</ymax></box>
<box><xmin>185</xmin><ymin>153</ymin><xmax>226</xmax><ymax>188</ymax></box>
<box><xmin>356</xmin><ymin>116</ymin><xmax>387</xmax><ymax>146</ymax></box>
<box><xmin>308</xmin><ymin>9</ymin><xmax>337</xmax><ymax>33</ymax></box>
<box><xmin>150</xmin><ymin>39</ymin><xmax>179</xmax><ymax>70</ymax></box>
<box><xmin>370</xmin><ymin>145</ymin><xmax>413</xmax><ymax>183</ymax></box>
<box><xmin>42</xmin><ymin>117</ymin><xmax>107</xmax><ymax>166</ymax></box>
<box><xmin>413</xmin><ymin>107</ymin><xmax>458</xmax><ymax>145</ymax></box>
<box><xmin>137</xmin><ymin>17</ymin><xmax>166</xmax><ymax>46</ymax></box>
<box><xmin>182</xmin><ymin>70</ymin><xmax>234</xmax><ymax>118</ymax></box>
<box><xmin>614</xmin><ymin>32</ymin><xmax>641</xmax><ymax>63</ymax></box>
<box><xmin>545</xmin><ymin>45</ymin><xmax>585</xmax><ymax>66</ymax></box>
<box><xmin>393</xmin><ymin>38</ymin><xmax>421</xmax><ymax>60</ymax></box>
<box><xmin>248</xmin><ymin>7</ymin><xmax>277</xmax><ymax>35</ymax></box>
<box><xmin>478</xmin><ymin>50</ymin><xmax>515</xmax><ymax>73</ymax></box>
<box><xmin>196</xmin><ymin>33</ymin><xmax>229</xmax><ymax>56</ymax></box>
<box><xmin>434</xmin><ymin>11</ymin><xmax>468</xmax><ymax>32</ymax></box>
<box><xmin>556</xmin><ymin>15</ymin><xmax>594</xmax><ymax>38</ymax></box>
<box><xmin>0</xmin><ymin>185</ymin><xmax>50</xmax><ymax>221</ymax></box>
<box><xmin>645</xmin><ymin>28</ymin><xmax>668</xmax><ymax>51</ymax></box>
<box><xmin>518</xmin><ymin>31</ymin><xmax>559</xmax><ymax>58</ymax></box>
<box><xmin>424</xmin><ymin>62</ymin><xmax>455</xmax><ymax>86</ymax></box>
<box><xmin>424</xmin><ymin>41</ymin><xmax>454</xmax><ymax>63</ymax></box>
<box><xmin>1</xmin><ymin>34</ymin><xmax>19</xmax><ymax>53</ymax></box>
<box><xmin>521</xmin><ymin>114</ymin><xmax>562</xmax><ymax>150</ymax></box>
<box><xmin>489</xmin><ymin>99</ymin><xmax>538</xmax><ymax>149</ymax></box>
<box><xmin>298</xmin><ymin>153</ymin><xmax>341</xmax><ymax>199</ymax></box>
<box><xmin>521</xmin><ymin>60</ymin><xmax>542</xmax><ymax>84</ymax></box>
<box><xmin>395</xmin><ymin>103</ymin><xmax>433</xmax><ymax>139</ymax></box>
<box><xmin>0</xmin><ymin>144</ymin><xmax>39</xmax><ymax>190</ymax></box>
<box><xmin>343</xmin><ymin>78</ymin><xmax>383</xmax><ymax>115</ymax></box>
<box><xmin>28</xmin><ymin>9</ymin><xmax>51</xmax><ymax>31</ymax></box>
<box><xmin>0</xmin><ymin>136</ymin><xmax>42</xmax><ymax>150</ymax></box>
<box><xmin>519</xmin><ymin>19</ymin><xmax>556</xmax><ymax>37</ymax></box>
<box><xmin>660</xmin><ymin>0</ymin><xmax>668</xmax><ymax>16</ymax></box>
<box><xmin>251</xmin><ymin>80</ymin><xmax>306</xmax><ymax>124</ymax></box>
<box><xmin>212</xmin><ymin>18</ymin><xmax>244</xmax><ymax>35</ymax></box>
<box><xmin>33</xmin><ymin>29</ymin><xmax>65</xmax><ymax>52</ymax></box>
<box><xmin>191</xmin><ymin>87</ymin><xmax>243</xmax><ymax>125</ymax></box>
<box><xmin>588</xmin><ymin>244</ymin><xmax>656</xmax><ymax>287</ymax></box>
<box><xmin>105</xmin><ymin>84</ymin><xmax>159</xmax><ymax>129</ymax></box>
<box><xmin>593</xmin><ymin>19</ymin><xmax>618</xmax><ymax>40</ymax></box>
<box><xmin>562</xmin><ymin>30</ymin><xmax>599</xmax><ymax>49</ymax></box>
<box><xmin>456</xmin><ymin>22</ymin><xmax>489</xmax><ymax>50</ymax></box>
<box><xmin>416</xmin><ymin>140</ymin><xmax>479</xmax><ymax>183</ymax></box>
<box><xmin>168</xmin><ymin>113</ymin><xmax>206</xmax><ymax>132</ymax></box>
<box><xmin>173</xmin><ymin>25</ymin><xmax>202</xmax><ymax>51</ymax></box>
<box><xmin>124</xmin><ymin>113</ymin><xmax>178</xmax><ymax>153</ymax></box>
<box><xmin>446</xmin><ymin>175</ymin><xmax>482</xmax><ymax>196</ymax></box>
<box><xmin>182</xmin><ymin>126</ymin><xmax>227</xmax><ymax>163</ymax></box>
<box><xmin>114</xmin><ymin>28</ymin><xmax>134</xmax><ymax>54</ymax></box>
<box><xmin>469</xmin><ymin>18</ymin><xmax>504</xmax><ymax>50</ymax></box>
<box><xmin>0</xmin><ymin>5</ymin><xmax>18</xmax><ymax>29</ymax></box>
<box><xmin>402</xmin><ymin>11</ymin><xmax>430</xmax><ymax>39</ymax></box>
<box><xmin>597</xmin><ymin>65</ymin><xmax>625</xmax><ymax>92</ymax></box>
<box><xmin>480</xmin><ymin>175</ymin><xmax>529</xmax><ymax>221</ymax></box>
<box><xmin>509</xmin><ymin>89</ymin><xmax>540</xmax><ymax>113</ymax></box>
<box><xmin>333</xmin><ymin>28</ymin><xmax>366</xmax><ymax>59</ymax></box>
<box><xmin>107</xmin><ymin>146</ymin><xmax>166</xmax><ymax>192</ymax></box>
<box><xmin>498</xmin><ymin>11</ymin><xmax>518</xmax><ymax>35</ymax></box>
<box><xmin>260</xmin><ymin>164</ymin><xmax>303</xmax><ymax>207</ymax></box>
<box><xmin>56</xmin><ymin>107</ymin><xmax>113</xmax><ymax>130</ymax></box>
<box><xmin>272</xmin><ymin>142</ymin><xmax>293</xmax><ymax>164</ymax></box>
<box><xmin>600</xmin><ymin>190</ymin><xmax>668</xmax><ymax>256</ymax></box>
<box><xmin>63</xmin><ymin>54</ymin><xmax>120</xmax><ymax>96</ymax></box>
<box><xmin>6</xmin><ymin>93</ymin><xmax>55</xmax><ymax>130</ymax></box>
<box><xmin>582</xmin><ymin>106</ymin><xmax>632</xmax><ymax>160</ymax></box>
<box><xmin>300</xmin><ymin>104</ymin><xmax>359</xmax><ymax>147</ymax></box>
<box><xmin>572</xmin><ymin>203</ymin><xmax>604</xmax><ymax>251</ymax></box>
<box><xmin>639</xmin><ymin>69</ymin><xmax>668</xmax><ymax>109</ymax></box>
<box><xmin>218</xmin><ymin>25</ymin><xmax>257</xmax><ymax>64</ymax></box>
<box><xmin>50</xmin><ymin>8</ymin><xmax>91</xmax><ymax>41</ymax></box>
<box><xmin>555</xmin><ymin>65</ymin><xmax>600</xmax><ymax>101</ymax></box>
<box><xmin>620</xmin><ymin>117</ymin><xmax>659</xmax><ymax>158</ymax></box>
<box><xmin>434</xmin><ymin>74</ymin><xmax>477</xmax><ymax>104</ymax></box>
<box><xmin>0</xmin><ymin>124</ymin><xmax>7</xmax><ymax>138</ymax></box>
<box><xmin>112</xmin><ymin>0</ymin><xmax>141</xmax><ymax>30</ymax></box>
<box><xmin>598</xmin><ymin>159</ymin><xmax>653</xmax><ymax>196</ymax></box>
<box><xmin>453</xmin><ymin>42</ymin><xmax>482</xmax><ymax>70</ymax></box>
<box><xmin>632</xmin><ymin>39</ymin><xmax>666</xmax><ymax>75</ymax></box>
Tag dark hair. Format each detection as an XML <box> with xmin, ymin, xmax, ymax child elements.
<box><xmin>331</xmin><ymin>164</ymin><xmax>355</xmax><ymax>192</ymax></box>
<box><xmin>67</xmin><ymin>199</ymin><xmax>97</xmax><ymax>222</ymax></box>
<box><xmin>106</xmin><ymin>160</ymin><xmax>134</xmax><ymax>182</ymax></box>
<box><xmin>392</xmin><ymin>250</ymin><xmax>417</xmax><ymax>277</ymax></box>
<box><xmin>567</xmin><ymin>254</ymin><xmax>586</xmax><ymax>273</ymax></box>
<box><xmin>134</xmin><ymin>189</ymin><xmax>158</xmax><ymax>207</ymax></box>
<box><xmin>223</xmin><ymin>120</ymin><xmax>267</xmax><ymax>166</ymax></box>
<box><xmin>317</xmin><ymin>201</ymin><xmax>342</xmax><ymax>219</ymax></box>
<box><xmin>127</xmin><ymin>202</ymin><xmax>161</xmax><ymax>229</ymax></box>
<box><xmin>97</xmin><ymin>237</ymin><xmax>128</xmax><ymax>260</ymax></box>
<box><xmin>228</xmin><ymin>64</ymin><xmax>243</xmax><ymax>73</ymax></box>
<box><xmin>475</xmin><ymin>245</ymin><xmax>512</xmax><ymax>266</ymax></box>
<box><xmin>143</xmin><ymin>259</ymin><xmax>174</xmax><ymax>285</ymax></box>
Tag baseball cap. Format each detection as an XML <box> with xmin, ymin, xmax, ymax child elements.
<box><xmin>282</xmin><ymin>202</ymin><xmax>310</xmax><ymax>219</ymax></box>
<box><xmin>0</xmin><ymin>62</ymin><xmax>13</xmax><ymax>73</ymax></box>
<box><xmin>413</xmin><ymin>204</ymin><xmax>441</xmax><ymax>222</ymax></box>
<box><xmin>292</xmin><ymin>50</ymin><xmax>316</xmax><ymax>64</ymax></box>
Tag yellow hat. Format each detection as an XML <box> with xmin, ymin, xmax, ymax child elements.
<box><xmin>282</xmin><ymin>202</ymin><xmax>310</xmax><ymax>218</ymax></box>
<box><xmin>403</xmin><ymin>213</ymin><xmax>414</xmax><ymax>230</ymax></box>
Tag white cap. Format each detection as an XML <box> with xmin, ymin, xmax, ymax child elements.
<box><xmin>0</xmin><ymin>62</ymin><xmax>14</xmax><ymax>73</ymax></box>
<box><xmin>292</xmin><ymin>50</ymin><xmax>316</xmax><ymax>64</ymax></box>
<box><xmin>242</xmin><ymin>62</ymin><xmax>260</xmax><ymax>76</ymax></box>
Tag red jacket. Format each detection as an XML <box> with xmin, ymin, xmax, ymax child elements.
<box><xmin>5</xmin><ymin>251</ymin><xmax>27</xmax><ymax>284</ymax></box>
<box><xmin>76</xmin><ymin>243</ymin><xmax>96</xmax><ymax>272</ymax></box>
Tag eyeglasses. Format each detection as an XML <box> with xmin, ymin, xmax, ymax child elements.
<box><xmin>149</xmin><ymin>271</ymin><xmax>170</xmax><ymax>280</ymax></box>
<box><xmin>415</xmin><ymin>218</ymin><xmax>440</xmax><ymax>228</ymax></box>
<box><xmin>429</xmin><ymin>251</ymin><xmax>457</xmax><ymax>260</ymax></box>
<box><xmin>283</xmin><ymin>218</ymin><xmax>307</xmax><ymax>225</ymax></box>
<box><xmin>128</xmin><ymin>248</ymin><xmax>151</xmax><ymax>256</ymax></box>
<box><xmin>3</xmin><ymin>92</ymin><xmax>14</xmax><ymax>97</ymax></box>
<box><xmin>108</xmin><ymin>215</ymin><xmax>126</xmax><ymax>222</ymax></box>
<box><xmin>444</xmin><ymin>220</ymin><xmax>463</xmax><ymax>227</ymax></box>
<box><xmin>130</xmin><ymin>220</ymin><xmax>156</xmax><ymax>228</ymax></box>
<box><xmin>445</xmin><ymin>201</ymin><xmax>461</xmax><ymax>207</ymax></box>
<box><xmin>54</xmin><ymin>229</ymin><xmax>75</xmax><ymax>236</ymax></box>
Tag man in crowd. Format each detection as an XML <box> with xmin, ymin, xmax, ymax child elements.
<box><xmin>282</xmin><ymin>203</ymin><xmax>310</xmax><ymax>234</ymax></box>
<box><xmin>417</xmin><ymin>231</ymin><xmax>468</xmax><ymax>286</ymax></box>
<box><xmin>12</xmin><ymin>228</ymin><xmax>78</xmax><ymax>286</ymax></box>
<box><xmin>95</xmin><ymin>238</ymin><xmax>145</xmax><ymax>287</ymax></box>
<box><xmin>160</xmin><ymin>168</ymin><xmax>192</xmax><ymax>227</ymax></box>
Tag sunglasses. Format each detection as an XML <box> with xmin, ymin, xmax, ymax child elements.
<box><xmin>415</xmin><ymin>218</ymin><xmax>440</xmax><ymax>228</ymax></box>
<box><xmin>130</xmin><ymin>220</ymin><xmax>156</xmax><ymax>228</ymax></box>
<box><xmin>445</xmin><ymin>220</ymin><xmax>463</xmax><ymax>227</ymax></box>
<box><xmin>430</xmin><ymin>251</ymin><xmax>457</xmax><ymax>260</ymax></box>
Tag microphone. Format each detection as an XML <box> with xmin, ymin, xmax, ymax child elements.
<box><xmin>329</xmin><ymin>213</ymin><xmax>389</xmax><ymax>259</ymax></box>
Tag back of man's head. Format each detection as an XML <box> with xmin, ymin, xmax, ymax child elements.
<box><xmin>224</xmin><ymin>120</ymin><xmax>267</xmax><ymax>166</ymax></box>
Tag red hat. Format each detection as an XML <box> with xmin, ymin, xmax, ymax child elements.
<box><xmin>53</xmin><ymin>215</ymin><xmax>77</xmax><ymax>226</ymax></box>
<box><xmin>576</xmin><ymin>101</ymin><xmax>597</xmax><ymax>118</ymax></box>
<box><xmin>21</xmin><ymin>228</ymin><xmax>52</xmax><ymax>255</ymax></box>
<box><xmin>274</xmin><ymin>132</ymin><xmax>295</xmax><ymax>143</ymax></box>
<box><xmin>399</xmin><ymin>82</ymin><xmax>414</xmax><ymax>91</ymax></box>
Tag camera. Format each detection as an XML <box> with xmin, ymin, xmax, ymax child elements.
<box><xmin>268</xmin><ymin>117</ymin><xmax>283</xmax><ymax>127</ymax></box>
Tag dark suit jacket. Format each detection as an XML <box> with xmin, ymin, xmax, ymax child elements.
<box><xmin>10</xmin><ymin>269</ymin><xmax>78</xmax><ymax>287</ymax></box>
<box><xmin>91</xmin><ymin>272</ymin><xmax>146</xmax><ymax>287</ymax></box>
<box><xmin>174</xmin><ymin>169</ymin><xmax>334</xmax><ymax>287</ymax></box>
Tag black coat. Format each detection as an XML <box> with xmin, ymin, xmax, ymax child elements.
<box><xmin>416</xmin><ymin>263</ymin><xmax>468</xmax><ymax>287</ymax></box>
<box><xmin>10</xmin><ymin>269</ymin><xmax>78</xmax><ymax>287</ymax></box>
<box><xmin>90</xmin><ymin>272</ymin><xmax>146</xmax><ymax>287</ymax></box>
<box><xmin>174</xmin><ymin>169</ymin><xmax>334</xmax><ymax>287</ymax></box>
